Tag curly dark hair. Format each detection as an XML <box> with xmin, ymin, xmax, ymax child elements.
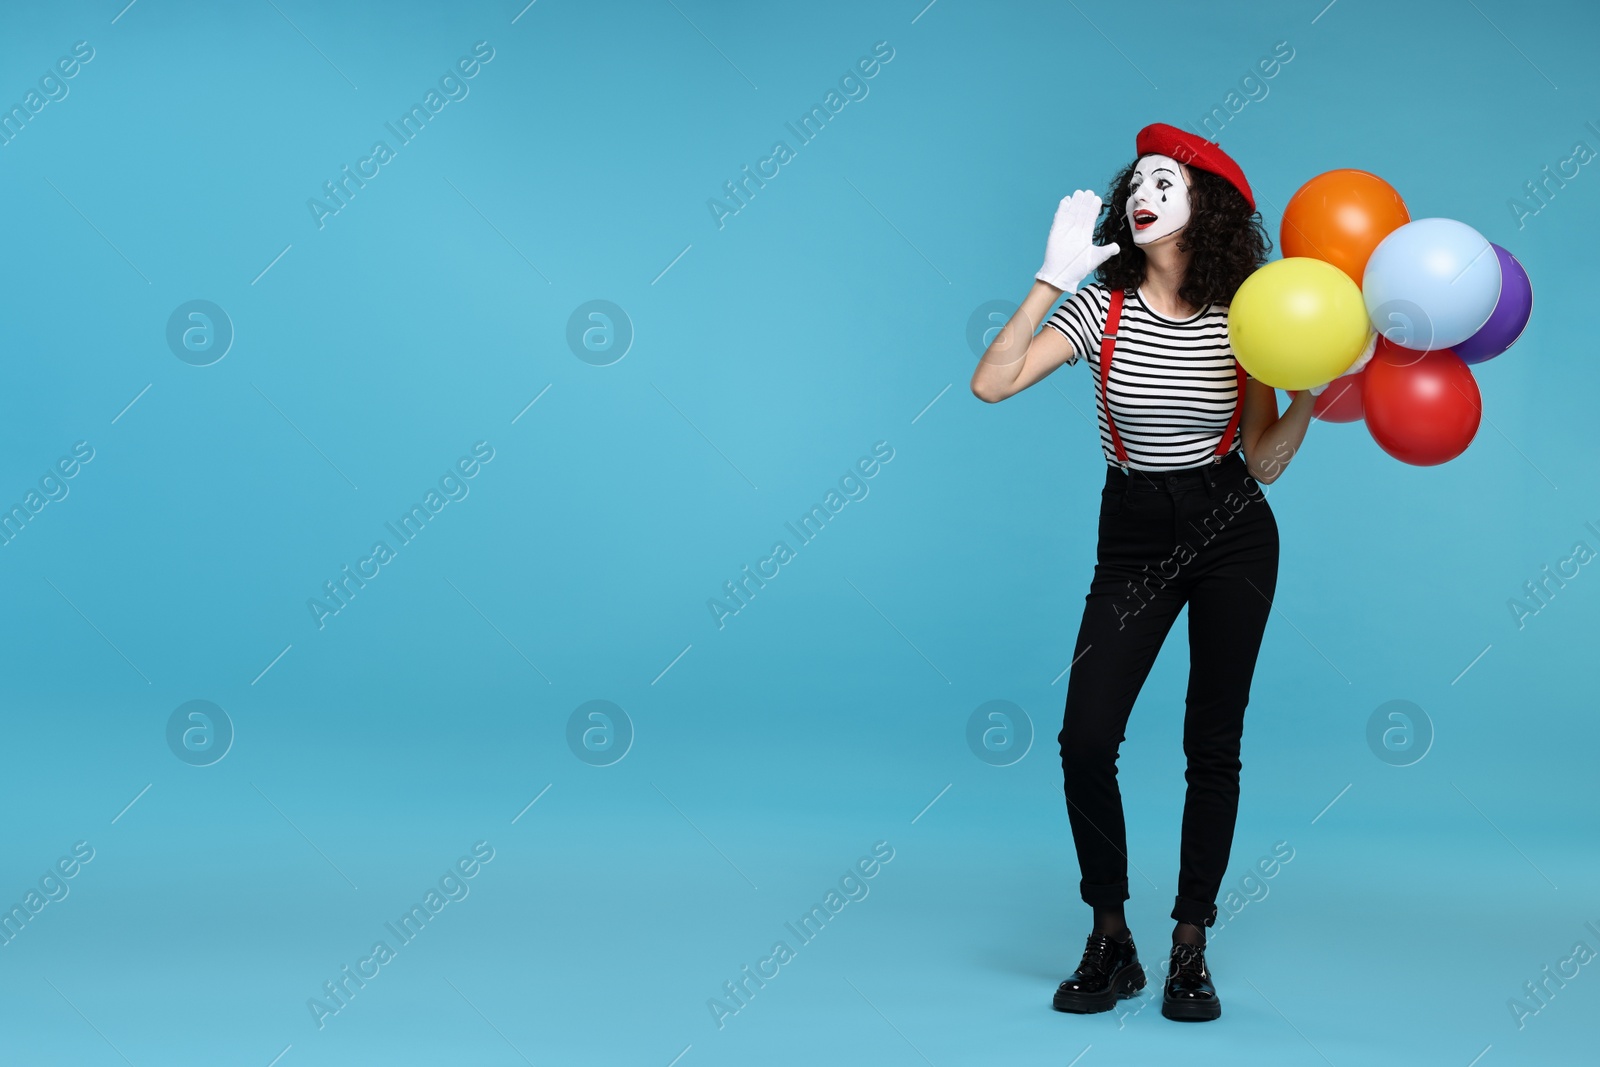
<box><xmin>1092</xmin><ymin>158</ymin><xmax>1272</xmax><ymax>310</ymax></box>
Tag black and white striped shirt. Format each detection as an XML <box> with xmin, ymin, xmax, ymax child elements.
<box><xmin>1045</xmin><ymin>283</ymin><xmax>1247</xmax><ymax>472</ymax></box>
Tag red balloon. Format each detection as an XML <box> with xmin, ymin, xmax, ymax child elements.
<box><xmin>1310</xmin><ymin>372</ymin><xmax>1365</xmax><ymax>422</ymax></box>
<box><xmin>1363</xmin><ymin>345</ymin><xmax>1481</xmax><ymax>465</ymax></box>
<box><xmin>1290</xmin><ymin>375</ymin><xmax>1365</xmax><ymax>422</ymax></box>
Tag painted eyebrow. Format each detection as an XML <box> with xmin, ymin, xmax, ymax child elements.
<box><xmin>1132</xmin><ymin>167</ymin><xmax>1177</xmax><ymax>185</ymax></box>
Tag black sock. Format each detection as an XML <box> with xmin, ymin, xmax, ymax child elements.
<box><xmin>1172</xmin><ymin>921</ymin><xmax>1206</xmax><ymax>948</ymax></box>
<box><xmin>1092</xmin><ymin>905</ymin><xmax>1130</xmax><ymax>941</ymax></box>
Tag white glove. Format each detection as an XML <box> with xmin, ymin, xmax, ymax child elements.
<box><xmin>1308</xmin><ymin>330</ymin><xmax>1378</xmax><ymax>396</ymax></box>
<box><xmin>1347</xmin><ymin>329</ymin><xmax>1379</xmax><ymax>375</ymax></box>
<box><xmin>1037</xmin><ymin>190</ymin><xmax>1121</xmax><ymax>292</ymax></box>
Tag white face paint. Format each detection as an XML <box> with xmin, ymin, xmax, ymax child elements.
<box><xmin>1127</xmin><ymin>154</ymin><xmax>1191</xmax><ymax>246</ymax></box>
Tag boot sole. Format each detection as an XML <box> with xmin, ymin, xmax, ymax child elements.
<box><xmin>1052</xmin><ymin>962</ymin><xmax>1147</xmax><ymax>1014</ymax></box>
<box><xmin>1160</xmin><ymin>993</ymin><xmax>1221</xmax><ymax>1022</ymax></box>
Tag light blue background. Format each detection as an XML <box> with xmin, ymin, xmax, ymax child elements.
<box><xmin>0</xmin><ymin>1</ymin><xmax>1595</xmax><ymax>1064</ymax></box>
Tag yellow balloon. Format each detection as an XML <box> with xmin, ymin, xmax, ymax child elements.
<box><xmin>1228</xmin><ymin>258</ymin><xmax>1371</xmax><ymax>390</ymax></box>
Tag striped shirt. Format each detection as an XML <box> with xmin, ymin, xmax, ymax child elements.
<box><xmin>1044</xmin><ymin>283</ymin><xmax>1247</xmax><ymax>472</ymax></box>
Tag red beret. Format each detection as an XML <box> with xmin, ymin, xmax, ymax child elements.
<box><xmin>1135</xmin><ymin>122</ymin><xmax>1255</xmax><ymax>211</ymax></box>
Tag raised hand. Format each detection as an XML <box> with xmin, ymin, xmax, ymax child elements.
<box><xmin>1036</xmin><ymin>189</ymin><xmax>1121</xmax><ymax>293</ymax></box>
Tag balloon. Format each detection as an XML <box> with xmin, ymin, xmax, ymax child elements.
<box><xmin>1228</xmin><ymin>258</ymin><xmax>1371</xmax><ymax>390</ymax></box>
<box><xmin>1290</xmin><ymin>373</ymin><xmax>1366</xmax><ymax>423</ymax></box>
<box><xmin>1363</xmin><ymin>344</ymin><xmax>1481</xmax><ymax>465</ymax></box>
<box><xmin>1314</xmin><ymin>373</ymin><xmax>1365</xmax><ymax>422</ymax></box>
<box><xmin>1453</xmin><ymin>244</ymin><xmax>1532</xmax><ymax>364</ymax></box>
<box><xmin>1362</xmin><ymin>218</ymin><xmax>1501</xmax><ymax>351</ymax></box>
<box><xmin>1281</xmin><ymin>169</ymin><xmax>1410</xmax><ymax>286</ymax></box>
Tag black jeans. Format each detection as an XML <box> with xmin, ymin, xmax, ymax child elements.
<box><xmin>1058</xmin><ymin>449</ymin><xmax>1279</xmax><ymax>929</ymax></box>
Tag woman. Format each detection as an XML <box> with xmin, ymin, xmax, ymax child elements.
<box><xmin>970</xmin><ymin>124</ymin><xmax>1353</xmax><ymax>1022</ymax></box>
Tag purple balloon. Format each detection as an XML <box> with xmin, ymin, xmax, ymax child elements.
<box><xmin>1454</xmin><ymin>244</ymin><xmax>1531</xmax><ymax>364</ymax></box>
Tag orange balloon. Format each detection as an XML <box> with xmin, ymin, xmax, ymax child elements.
<box><xmin>1280</xmin><ymin>169</ymin><xmax>1410</xmax><ymax>286</ymax></box>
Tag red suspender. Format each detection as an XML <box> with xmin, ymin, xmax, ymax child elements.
<box><xmin>1097</xmin><ymin>288</ymin><xmax>1246</xmax><ymax>469</ymax></box>
<box><xmin>1216</xmin><ymin>361</ymin><xmax>1247</xmax><ymax>463</ymax></box>
<box><xmin>1098</xmin><ymin>289</ymin><xmax>1131</xmax><ymax>469</ymax></box>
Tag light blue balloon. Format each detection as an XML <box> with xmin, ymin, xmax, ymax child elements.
<box><xmin>1362</xmin><ymin>218</ymin><xmax>1502</xmax><ymax>350</ymax></box>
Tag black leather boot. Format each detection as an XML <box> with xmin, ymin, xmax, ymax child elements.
<box><xmin>1052</xmin><ymin>932</ymin><xmax>1146</xmax><ymax>1013</ymax></box>
<box><xmin>1161</xmin><ymin>941</ymin><xmax>1221</xmax><ymax>1021</ymax></box>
